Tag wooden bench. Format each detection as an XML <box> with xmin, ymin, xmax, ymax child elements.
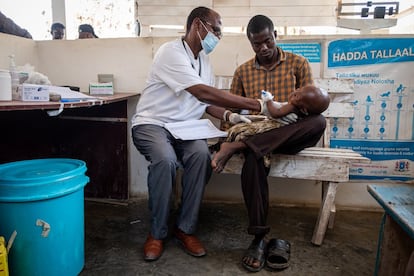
<box><xmin>220</xmin><ymin>78</ymin><xmax>370</xmax><ymax>246</ymax></box>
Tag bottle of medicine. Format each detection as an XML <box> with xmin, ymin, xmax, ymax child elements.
<box><xmin>9</xmin><ymin>55</ymin><xmax>19</xmax><ymax>95</ymax></box>
<box><xmin>0</xmin><ymin>69</ymin><xmax>12</xmax><ymax>101</ymax></box>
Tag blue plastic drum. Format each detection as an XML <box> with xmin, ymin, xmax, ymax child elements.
<box><xmin>0</xmin><ymin>158</ymin><xmax>89</xmax><ymax>276</ymax></box>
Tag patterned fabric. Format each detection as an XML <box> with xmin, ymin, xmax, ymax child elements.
<box><xmin>226</xmin><ymin>120</ymin><xmax>283</xmax><ymax>142</ymax></box>
<box><xmin>226</xmin><ymin>120</ymin><xmax>284</xmax><ymax>167</ymax></box>
<box><xmin>231</xmin><ymin>46</ymin><xmax>313</xmax><ymax>107</ymax></box>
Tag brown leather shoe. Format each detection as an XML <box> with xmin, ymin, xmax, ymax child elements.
<box><xmin>174</xmin><ymin>228</ymin><xmax>206</xmax><ymax>257</ymax></box>
<box><xmin>143</xmin><ymin>234</ymin><xmax>163</xmax><ymax>261</ymax></box>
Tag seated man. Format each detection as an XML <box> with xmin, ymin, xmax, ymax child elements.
<box><xmin>212</xmin><ymin>86</ymin><xmax>329</xmax><ymax>271</ymax></box>
<box><xmin>131</xmin><ymin>6</ymin><xmax>262</xmax><ymax>263</ymax></box>
<box><xmin>212</xmin><ymin>14</ymin><xmax>327</xmax><ymax>273</ymax></box>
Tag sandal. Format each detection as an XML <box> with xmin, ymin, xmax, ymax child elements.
<box><xmin>266</xmin><ymin>238</ymin><xmax>291</xmax><ymax>270</ymax></box>
<box><xmin>242</xmin><ymin>238</ymin><xmax>267</xmax><ymax>272</ymax></box>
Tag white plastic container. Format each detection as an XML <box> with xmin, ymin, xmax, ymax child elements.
<box><xmin>0</xmin><ymin>69</ymin><xmax>12</xmax><ymax>101</ymax></box>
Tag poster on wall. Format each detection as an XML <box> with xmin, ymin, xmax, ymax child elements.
<box><xmin>325</xmin><ymin>37</ymin><xmax>414</xmax><ymax>181</ymax></box>
<box><xmin>280</xmin><ymin>43</ymin><xmax>321</xmax><ymax>77</ymax></box>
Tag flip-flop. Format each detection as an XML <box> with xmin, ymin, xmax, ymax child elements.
<box><xmin>242</xmin><ymin>239</ymin><xmax>267</xmax><ymax>272</ymax></box>
<box><xmin>266</xmin><ymin>238</ymin><xmax>291</xmax><ymax>270</ymax></box>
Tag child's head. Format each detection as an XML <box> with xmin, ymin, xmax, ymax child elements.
<box><xmin>288</xmin><ymin>85</ymin><xmax>330</xmax><ymax>115</ymax></box>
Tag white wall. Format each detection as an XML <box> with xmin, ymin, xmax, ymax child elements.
<box><xmin>35</xmin><ymin>38</ymin><xmax>154</xmax><ymax>93</ymax></box>
<box><xmin>136</xmin><ymin>0</ymin><xmax>338</xmax><ymax>30</ymax></box>
<box><xmin>0</xmin><ymin>34</ymin><xmax>38</xmax><ymax>71</ymax></box>
<box><xmin>1</xmin><ymin>32</ymin><xmax>409</xmax><ymax>210</ymax></box>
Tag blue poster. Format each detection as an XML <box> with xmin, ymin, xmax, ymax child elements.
<box><xmin>328</xmin><ymin>38</ymin><xmax>414</xmax><ymax>67</ymax></box>
<box><xmin>280</xmin><ymin>43</ymin><xmax>321</xmax><ymax>63</ymax></box>
<box><xmin>326</xmin><ymin>38</ymin><xmax>414</xmax><ymax>181</ymax></box>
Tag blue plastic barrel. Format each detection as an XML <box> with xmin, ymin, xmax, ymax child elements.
<box><xmin>0</xmin><ymin>158</ymin><xmax>89</xmax><ymax>276</ymax></box>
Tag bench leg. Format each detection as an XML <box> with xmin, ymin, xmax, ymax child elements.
<box><xmin>328</xmin><ymin>204</ymin><xmax>336</xmax><ymax>230</ymax></box>
<box><xmin>321</xmin><ymin>181</ymin><xmax>337</xmax><ymax>229</ymax></box>
<box><xmin>311</xmin><ymin>181</ymin><xmax>338</xmax><ymax>246</ymax></box>
<box><xmin>322</xmin><ymin>181</ymin><xmax>337</xmax><ymax>230</ymax></box>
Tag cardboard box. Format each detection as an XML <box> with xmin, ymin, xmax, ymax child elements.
<box><xmin>98</xmin><ymin>74</ymin><xmax>114</xmax><ymax>83</ymax></box>
<box><xmin>89</xmin><ymin>82</ymin><xmax>114</xmax><ymax>96</ymax></box>
<box><xmin>13</xmin><ymin>84</ymin><xmax>50</xmax><ymax>101</ymax></box>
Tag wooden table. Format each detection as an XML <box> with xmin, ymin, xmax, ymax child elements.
<box><xmin>0</xmin><ymin>94</ymin><xmax>136</xmax><ymax>111</ymax></box>
<box><xmin>367</xmin><ymin>184</ymin><xmax>414</xmax><ymax>276</ymax></box>
<box><xmin>0</xmin><ymin>93</ymin><xmax>138</xmax><ymax>200</ymax></box>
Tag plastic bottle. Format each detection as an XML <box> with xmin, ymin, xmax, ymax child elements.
<box><xmin>0</xmin><ymin>69</ymin><xmax>12</xmax><ymax>101</ymax></box>
<box><xmin>8</xmin><ymin>54</ymin><xmax>20</xmax><ymax>95</ymax></box>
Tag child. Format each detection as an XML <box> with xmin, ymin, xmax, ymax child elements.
<box><xmin>262</xmin><ymin>84</ymin><xmax>330</xmax><ymax>119</ymax></box>
<box><xmin>216</xmin><ymin>85</ymin><xmax>330</xmax><ymax>169</ymax></box>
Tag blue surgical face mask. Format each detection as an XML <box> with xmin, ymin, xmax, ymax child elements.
<box><xmin>198</xmin><ymin>21</ymin><xmax>219</xmax><ymax>55</ymax></box>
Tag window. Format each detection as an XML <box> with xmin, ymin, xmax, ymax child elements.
<box><xmin>0</xmin><ymin>0</ymin><xmax>135</xmax><ymax>40</ymax></box>
<box><xmin>0</xmin><ymin>0</ymin><xmax>53</xmax><ymax>40</ymax></box>
<box><xmin>65</xmin><ymin>0</ymin><xmax>135</xmax><ymax>39</ymax></box>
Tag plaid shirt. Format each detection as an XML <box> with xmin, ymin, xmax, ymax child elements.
<box><xmin>230</xmin><ymin>46</ymin><xmax>313</xmax><ymax>105</ymax></box>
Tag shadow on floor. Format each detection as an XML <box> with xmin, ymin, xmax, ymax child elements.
<box><xmin>80</xmin><ymin>200</ymin><xmax>382</xmax><ymax>275</ymax></box>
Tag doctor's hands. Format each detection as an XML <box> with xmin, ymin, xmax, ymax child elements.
<box><xmin>229</xmin><ymin>113</ymin><xmax>252</xmax><ymax>124</ymax></box>
<box><xmin>223</xmin><ymin>110</ymin><xmax>252</xmax><ymax>124</ymax></box>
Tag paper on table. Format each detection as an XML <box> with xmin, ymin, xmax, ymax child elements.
<box><xmin>164</xmin><ymin>119</ymin><xmax>228</xmax><ymax>140</ymax></box>
<box><xmin>48</xmin><ymin>86</ymin><xmax>98</xmax><ymax>102</ymax></box>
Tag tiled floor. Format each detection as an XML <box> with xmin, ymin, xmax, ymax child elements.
<box><xmin>79</xmin><ymin>199</ymin><xmax>383</xmax><ymax>275</ymax></box>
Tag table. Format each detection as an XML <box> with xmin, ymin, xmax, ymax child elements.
<box><xmin>367</xmin><ymin>184</ymin><xmax>414</xmax><ymax>276</ymax></box>
<box><xmin>0</xmin><ymin>93</ymin><xmax>138</xmax><ymax>200</ymax></box>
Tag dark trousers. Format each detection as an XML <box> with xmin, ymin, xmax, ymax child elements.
<box><xmin>241</xmin><ymin>115</ymin><xmax>326</xmax><ymax>235</ymax></box>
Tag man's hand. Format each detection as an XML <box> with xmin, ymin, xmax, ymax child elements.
<box><xmin>228</xmin><ymin>113</ymin><xmax>252</xmax><ymax>124</ymax></box>
<box><xmin>274</xmin><ymin>113</ymin><xmax>298</xmax><ymax>126</ymax></box>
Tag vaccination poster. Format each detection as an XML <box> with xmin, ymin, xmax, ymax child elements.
<box><xmin>325</xmin><ymin>38</ymin><xmax>414</xmax><ymax>181</ymax></box>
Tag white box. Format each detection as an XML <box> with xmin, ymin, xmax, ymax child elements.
<box><xmin>89</xmin><ymin>82</ymin><xmax>114</xmax><ymax>95</ymax></box>
<box><xmin>13</xmin><ymin>84</ymin><xmax>50</xmax><ymax>101</ymax></box>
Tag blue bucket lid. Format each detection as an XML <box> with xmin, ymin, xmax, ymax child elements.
<box><xmin>0</xmin><ymin>158</ymin><xmax>89</xmax><ymax>202</ymax></box>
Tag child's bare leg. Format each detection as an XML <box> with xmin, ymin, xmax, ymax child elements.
<box><xmin>211</xmin><ymin>141</ymin><xmax>246</xmax><ymax>173</ymax></box>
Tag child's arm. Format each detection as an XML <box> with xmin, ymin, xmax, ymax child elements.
<box><xmin>265</xmin><ymin>101</ymin><xmax>297</xmax><ymax>119</ymax></box>
<box><xmin>261</xmin><ymin>90</ymin><xmax>297</xmax><ymax>119</ymax></box>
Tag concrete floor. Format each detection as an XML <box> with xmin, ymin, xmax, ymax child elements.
<box><xmin>79</xmin><ymin>199</ymin><xmax>383</xmax><ymax>276</ymax></box>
